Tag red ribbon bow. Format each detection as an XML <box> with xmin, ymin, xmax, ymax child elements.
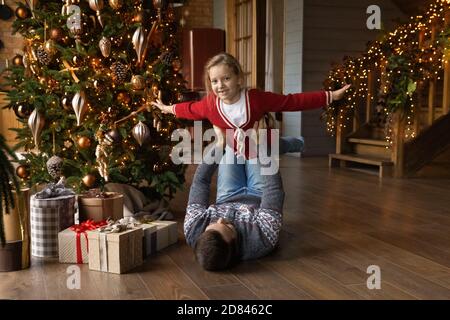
<box><xmin>70</xmin><ymin>219</ymin><xmax>107</xmax><ymax>264</ymax></box>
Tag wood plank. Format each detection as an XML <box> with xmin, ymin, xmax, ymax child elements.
<box><xmin>263</xmin><ymin>259</ymin><xmax>363</xmax><ymax>299</ymax></box>
<box><xmin>201</xmin><ymin>284</ymin><xmax>259</xmax><ymax>300</ymax></box>
<box><xmin>138</xmin><ymin>252</ymin><xmax>208</xmax><ymax>300</ymax></box>
<box><xmin>0</xmin><ymin>258</ymin><xmax>47</xmax><ymax>299</ymax></box>
<box><xmin>233</xmin><ymin>260</ymin><xmax>313</xmax><ymax>300</ymax></box>
<box><xmin>90</xmin><ymin>268</ymin><xmax>154</xmax><ymax>300</ymax></box>
<box><xmin>299</xmin><ymin>229</ymin><xmax>450</xmax><ymax>299</ymax></box>
<box><xmin>165</xmin><ymin>241</ymin><xmax>241</xmax><ymax>288</ymax></box>
<box><xmin>41</xmin><ymin>259</ymin><xmax>100</xmax><ymax>300</ymax></box>
<box><xmin>346</xmin><ymin>282</ymin><xmax>417</xmax><ymax>300</ymax></box>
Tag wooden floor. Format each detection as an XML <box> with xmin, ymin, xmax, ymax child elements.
<box><xmin>1</xmin><ymin>156</ymin><xmax>450</xmax><ymax>300</ymax></box>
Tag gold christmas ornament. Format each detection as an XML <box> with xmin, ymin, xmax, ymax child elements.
<box><xmin>77</xmin><ymin>136</ymin><xmax>92</xmax><ymax>149</ymax></box>
<box><xmin>15</xmin><ymin>6</ymin><xmax>31</xmax><ymax>19</ymax></box>
<box><xmin>132</xmin><ymin>121</ymin><xmax>150</xmax><ymax>146</ymax></box>
<box><xmin>82</xmin><ymin>173</ymin><xmax>96</xmax><ymax>188</ymax></box>
<box><xmin>117</xmin><ymin>91</ymin><xmax>131</xmax><ymax>105</ymax></box>
<box><xmin>12</xmin><ymin>55</ymin><xmax>23</xmax><ymax>67</ymax></box>
<box><xmin>14</xmin><ymin>103</ymin><xmax>32</xmax><ymax>119</ymax></box>
<box><xmin>108</xmin><ymin>0</ymin><xmax>123</xmax><ymax>10</ymax></box>
<box><xmin>50</xmin><ymin>27</ymin><xmax>63</xmax><ymax>41</ymax></box>
<box><xmin>44</xmin><ymin>39</ymin><xmax>57</xmax><ymax>55</ymax></box>
<box><xmin>131</xmin><ymin>75</ymin><xmax>145</xmax><ymax>90</ymax></box>
<box><xmin>72</xmin><ymin>90</ymin><xmax>87</xmax><ymax>126</ymax></box>
<box><xmin>28</xmin><ymin>108</ymin><xmax>45</xmax><ymax>148</ymax></box>
<box><xmin>16</xmin><ymin>165</ymin><xmax>30</xmax><ymax>179</ymax></box>
<box><xmin>61</xmin><ymin>94</ymin><xmax>73</xmax><ymax>111</ymax></box>
<box><xmin>99</xmin><ymin>37</ymin><xmax>111</xmax><ymax>58</ymax></box>
<box><xmin>89</xmin><ymin>0</ymin><xmax>104</xmax><ymax>28</ymax></box>
<box><xmin>132</xmin><ymin>27</ymin><xmax>146</xmax><ymax>64</ymax></box>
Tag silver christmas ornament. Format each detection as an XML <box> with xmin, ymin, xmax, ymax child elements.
<box><xmin>89</xmin><ymin>0</ymin><xmax>104</xmax><ymax>27</ymax></box>
<box><xmin>132</xmin><ymin>27</ymin><xmax>146</xmax><ymax>64</ymax></box>
<box><xmin>72</xmin><ymin>90</ymin><xmax>87</xmax><ymax>126</ymax></box>
<box><xmin>28</xmin><ymin>109</ymin><xmax>45</xmax><ymax>148</ymax></box>
<box><xmin>132</xmin><ymin>121</ymin><xmax>150</xmax><ymax>146</ymax></box>
<box><xmin>99</xmin><ymin>36</ymin><xmax>111</xmax><ymax>58</ymax></box>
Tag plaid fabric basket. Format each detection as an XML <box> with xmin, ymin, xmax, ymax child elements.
<box><xmin>30</xmin><ymin>194</ymin><xmax>76</xmax><ymax>258</ymax></box>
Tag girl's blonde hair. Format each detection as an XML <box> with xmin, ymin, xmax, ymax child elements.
<box><xmin>204</xmin><ymin>53</ymin><xmax>244</xmax><ymax>93</ymax></box>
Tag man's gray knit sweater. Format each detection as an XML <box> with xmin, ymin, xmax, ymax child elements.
<box><xmin>184</xmin><ymin>162</ymin><xmax>285</xmax><ymax>260</ymax></box>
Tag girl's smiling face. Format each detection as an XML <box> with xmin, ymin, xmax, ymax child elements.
<box><xmin>208</xmin><ymin>64</ymin><xmax>242</xmax><ymax>104</ymax></box>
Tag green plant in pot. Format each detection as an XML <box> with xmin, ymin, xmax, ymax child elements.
<box><xmin>0</xmin><ymin>133</ymin><xmax>20</xmax><ymax>245</ymax></box>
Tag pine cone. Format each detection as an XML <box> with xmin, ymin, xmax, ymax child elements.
<box><xmin>110</xmin><ymin>61</ymin><xmax>129</xmax><ymax>84</ymax></box>
<box><xmin>46</xmin><ymin>155</ymin><xmax>63</xmax><ymax>179</ymax></box>
<box><xmin>36</xmin><ymin>46</ymin><xmax>52</xmax><ymax>66</ymax></box>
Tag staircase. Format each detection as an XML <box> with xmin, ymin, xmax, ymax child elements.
<box><xmin>329</xmin><ymin>124</ymin><xmax>394</xmax><ymax>178</ymax></box>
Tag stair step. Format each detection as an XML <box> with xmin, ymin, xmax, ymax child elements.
<box><xmin>329</xmin><ymin>153</ymin><xmax>393</xmax><ymax>178</ymax></box>
<box><xmin>348</xmin><ymin>138</ymin><xmax>390</xmax><ymax>147</ymax></box>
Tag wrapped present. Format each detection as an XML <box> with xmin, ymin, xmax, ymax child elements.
<box><xmin>87</xmin><ymin>218</ymin><xmax>143</xmax><ymax>274</ymax></box>
<box><xmin>1</xmin><ymin>188</ymin><xmax>31</xmax><ymax>270</ymax></box>
<box><xmin>151</xmin><ymin>220</ymin><xmax>178</xmax><ymax>246</ymax></box>
<box><xmin>31</xmin><ymin>186</ymin><xmax>76</xmax><ymax>258</ymax></box>
<box><xmin>58</xmin><ymin>220</ymin><xmax>107</xmax><ymax>264</ymax></box>
<box><xmin>140</xmin><ymin>224</ymin><xmax>157</xmax><ymax>258</ymax></box>
<box><xmin>78</xmin><ymin>190</ymin><xmax>124</xmax><ymax>222</ymax></box>
<box><xmin>0</xmin><ymin>241</ymin><xmax>22</xmax><ymax>272</ymax></box>
<box><xmin>138</xmin><ymin>220</ymin><xmax>178</xmax><ymax>254</ymax></box>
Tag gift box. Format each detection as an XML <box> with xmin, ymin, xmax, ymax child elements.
<box><xmin>30</xmin><ymin>194</ymin><xmax>76</xmax><ymax>258</ymax></box>
<box><xmin>138</xmin><ymin>220</ymin><xmax>178</xmax><ymax>254</ymax></box>
<box><xmin>58</xmin><ymin>220</ymin><xmax>107</xmax><ymax>264</ymax></box>
<box><xmin>87</xmin><ymin>226</ymin><xmax>143</xmax><ymax>274</ymax></box>
<box><xmin>0</xmin><ymin>240</ymin><xmax>22</xmax><ymax>272</ymax></box>
<box><xmin>151</xmin><ymin>220</ymin><xmax>178</xmax><ymax>246</ymax></box>
<box><xmin>78</xmin><ymin>192</ymin><xmax>124</xmax><ymax>222</ymax></box>
<box><xmin>140</xmin><ymin>224</ymin><xmax>157</xmax><ymax>258</ymax></box>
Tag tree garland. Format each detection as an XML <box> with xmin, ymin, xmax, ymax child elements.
<box><xmin>323</xmin><ymin>0</ymin><xmax>450</xmax><ymax>144</ymax></box>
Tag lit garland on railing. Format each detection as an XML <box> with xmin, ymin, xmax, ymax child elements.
<box><xmin>323</xmin><ymin>0</ymin><xmax>450</xmax><ymax>145</ymax></box>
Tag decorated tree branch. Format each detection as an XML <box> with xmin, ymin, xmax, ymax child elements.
<box><xmin>1</xmin><ymin>0</ymin><xmax>188</xmax><ymax>201</ymax></box>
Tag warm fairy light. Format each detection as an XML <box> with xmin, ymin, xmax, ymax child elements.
<box><xmin>324</xmin><ymin>0</ymin><xmax>449</xmax><ymax>141</ymax></box>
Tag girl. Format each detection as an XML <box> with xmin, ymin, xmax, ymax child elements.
<box><xmin>152</xmin><ymin>53</ymin><xmax>349</xmax><ymax>203</ymax></box>
<box><xmin>151</xmin><ymin>52</ymin><xmax>349</xmax><ymax>158</ymax></box>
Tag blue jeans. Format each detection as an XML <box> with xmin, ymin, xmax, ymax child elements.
<box><xmin>216</xmin><ymin>136</ymin><xmax>304</xmax><ymax>204</ymax></box>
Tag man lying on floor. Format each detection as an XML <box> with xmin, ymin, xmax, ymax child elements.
<box><xmin>183</xmin><ymin>152</ymin><xmax>285</xmax><ymax>271</ymax></box>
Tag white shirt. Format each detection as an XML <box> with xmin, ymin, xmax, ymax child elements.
<box><xmin>220</xmin><ymin>90</ymin><xmax>247</xmax><ymax>128</ymax></box>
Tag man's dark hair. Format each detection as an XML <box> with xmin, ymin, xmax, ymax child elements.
<box><xmin>194</xmin><ymin>229</ymin><xmax>239</xmax><ymax>271</ymax></box>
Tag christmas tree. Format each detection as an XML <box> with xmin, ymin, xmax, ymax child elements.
<box><xmin>2</xmin><ymin>0</ymin><xmax>188</xmax><ymax>201</ymax></box>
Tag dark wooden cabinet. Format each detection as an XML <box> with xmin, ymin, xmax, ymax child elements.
<box><xmin>182</xmin><ymin>28</ymin><xmax>225</xmax><ymax>91</ymax></box>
